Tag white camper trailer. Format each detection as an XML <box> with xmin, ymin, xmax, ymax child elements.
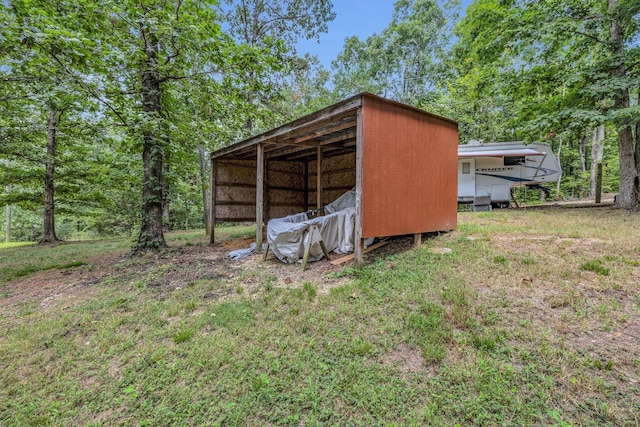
<box><xmin>458</xmin><ymin>141</ymin><xmax>561</xmax><ymax>208</ymax></box>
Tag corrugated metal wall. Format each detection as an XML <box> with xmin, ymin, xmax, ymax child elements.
<box><xmin>361</xmin><ymin>96</ymin><xmax>458</xmax><ymax>238</ymax></box>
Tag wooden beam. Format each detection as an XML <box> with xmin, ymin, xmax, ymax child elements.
<box><xmin>261</xmin><ymin>130</ymin><xmax>356</xmax><ymax>160</ymax></box>
<box><xmin>414</xmin><ymin>233</ymin><xmax>422</xmax><ymax>247</ymax></box>
<box><xmin>317</xmin><ymin>147</ymin><xmax>322</xmax><ymax>209</ymax></box>
<box><xmin>280</xmin><ymin>146</ymin><xmax>354</xmax><ymax>163</ymax></box>
<box><xmin>286</xmin><ymin>117</ymin><xmax>356</xmax><ymax>145</ymax></box>
<box><xmin>256</xmin><ymin>143</ymin><xmax>264</xmax><ymax>251</ymax></box>
<box><xmin>329</xmin><ymin>241</ymin><xmax>388</xmax><ymax>266</ymax></box>
<box><xmin>355</xmin><ymin>107</ymin><xmax>364</xmax><ymax>268</ymax></box>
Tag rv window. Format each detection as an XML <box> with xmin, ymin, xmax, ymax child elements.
<box><xmin>504</xmin><ymin>156</ymin><xmax>525</xmax><ymax>166</ymax></box>
<box><xmin>462</xmin><ymin>162</ymin><xmax>470</xmax><ymax>174</ymax></box>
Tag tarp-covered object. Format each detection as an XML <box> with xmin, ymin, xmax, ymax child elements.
<box><xmin>267</xmin><ymin>190</ymin><xmax>358</xmax><ymax>264</ymax></box>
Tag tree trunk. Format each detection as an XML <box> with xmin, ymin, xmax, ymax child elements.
<box><xmin>42</xmin><ymin>108</ymin><xmax>60</xmax><ymax>243</ymax></box>
<box><xmin>556</xmin><ymin>137</ymin><xmax>563</xmax><ymax>196</ymax></box>
<box><xmin>5</xmin><ymin>200</ymin><xmax>10</xmax><ymax>244</ymax></box>
<box><xmin>162</xmin><ymin>152</ymin><xmax>170</xmax><ymax>232</ymax></box>
<box><xmin>635</xmin><ymin>90</ymin><xmax>640</xmax><ymax>177</ymax></box>
<box><xmin>184</xmin><ymin>199</ymin><xmax>189</xmax><ymax>231</ymax></box>
<box><xmin>133</xmin><ymin>31</ymin><xmax>167</xmax><ymax>253</ymax></box>
<box><xmin>5</xmin><ymin>182</ymin><xmax>11</xmax><ymax>243</ymax></box>
<box><xmin>579</xmin><ymin>134</ymin><xmax>587</xmax><ymax>173</ymax></box>
<box><xmin>198</xmin><ymin>144</ymin><xmax>210</xmax><ymax>236</ymax></box>
<box><xmin>609</xmin><ymin>0</ymin><xmax>639</xmax><ymax>209</ymax></box>
<box><xmin>590</xmin><ymin>125</ymin><xmax>604</xmax><ymax>197</ymax></box>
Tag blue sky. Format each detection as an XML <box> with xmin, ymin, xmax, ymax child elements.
<box><xmin>296</xmin><ymin>0</ymin><xmax>472</xmax><ymax>69</ymax></box>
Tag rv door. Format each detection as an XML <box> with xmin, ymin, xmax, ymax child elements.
<box><xmin>458</xmin><ymin>159</ymin><xmax>476</xmax><ymax>202</ymax></box>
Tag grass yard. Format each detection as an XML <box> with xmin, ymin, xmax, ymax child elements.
<box><xmin>0</xmin><ymin>210</ymin><xmax>638</xmax><ymax>426</ymax></box>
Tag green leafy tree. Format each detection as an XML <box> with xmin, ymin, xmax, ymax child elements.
<box><xmin>332</xmin><ymin>0</ymin><xmax>457</xmax><ymax>106</ymax></box>
<box><xmin>1</xmin><ymin>0</ymin><xmax>104</xmax><ymax>242</ymax></box>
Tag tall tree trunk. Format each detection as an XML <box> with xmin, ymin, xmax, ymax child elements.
<box><xmin>133</xmin><ymin>31</ymin><xmax>166</xmax><ymax>253</ymax></box>
<box><xmin>5</xmin><ymin>186</ymin><xmax>10</xmax><ymax>243</ymax></box>
<box><xmin>556</xmin><ymin>137</ymin><xmax>563</xmax><ymax>196</ymax></box>
<box><xmin>635</xmin><ymin>90</ymin><xmax>640</xmax><ymax>176</ymax></box>
<box><xmin>590</xmin><ymin>125</ymin><xmax>605</xmax><ymax>197</ymax></box>
<box><xmin>42</xmin><ymin>108</ymin><xmax>60</xmax><ymax>243</ymax></box>
<box><xmin>162</xmin><ymin>156</ymin><xmax>170</xmax><ymax>232</ymax></box>
<box><xmin>579</xmin><ymin>134</ymin><xmax>588</xmax><ymax>173</ymax></box>
<box><xmin>198</xmin><ymin>144</ymin><xmax>210</xmax><ymax>236</ymax></box>
<box><xmin>184</xmin><ymin>199</ymin><xmax>189</xmax><ymax>231</ymax></box>
<box><xmin>609</xmin><ymin>0</ymin><xmax>639</xmax><ymax>209</ymax></box>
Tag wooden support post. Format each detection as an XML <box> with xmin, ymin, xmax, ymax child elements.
<box><xmin>317</xmin><ymin>147</ymin><xmax>322</xmax><ymax>209</ymax></box>
<box><xmin>354</xmin><ymin>107</ymin><xmax>364</xmax><ymax>268</ymax></box>
<box><xmin>414</xmin><ymin>233</ymin><xmax>422</xmax><ymax>247</ymax></box>
<box><xmin>595</xmin><ymin>162</ymin><xmax>602</xmax><ymax>204</ymax></box>
<box><xmin>256</xmin><ymin>143</ymin><xmax>264</xmax><ymax>250</ymax></box>
<box><xmin>209</xmin><ymin>159</ymin><xmax>216</xmax><ymax>244</ymax></box>
<box><xmin>263</xmin><ymin>159</ymin><xmax>269</xmax><ymax>225</ymax></box>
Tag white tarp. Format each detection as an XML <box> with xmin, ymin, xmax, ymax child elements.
<box><xmin>267</xmin><ymin>208</ymin><xmax>357</xmax><ymax>264</ymax></box>
<box><xmin>266</xmin><ymin>189</ymin><xmax>359</xmax><ymax>264</ymax></box>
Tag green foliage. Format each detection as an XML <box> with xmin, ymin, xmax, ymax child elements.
<box><xmin>332</xmin><ymin>0</ymin><xmax>457</xmax><ymax>105</ymax></box>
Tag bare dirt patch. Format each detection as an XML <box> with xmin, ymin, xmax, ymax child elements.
<box><xmin>380</xmin><ymin>342</ymin><xmax>426</xmax><ymax>377</ymax></box>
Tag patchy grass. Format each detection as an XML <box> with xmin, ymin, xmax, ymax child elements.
<box><xmin>0</xmin><ymin>242</ymin><xmax>35</xmax><ymax>249</ymax></box>
<box><xmin>0</xmin><ymin>239</ymin><xmax>127</xmax><ymax>283</ymax></box>
<box><xmin>0</xmin><ymin>211</ymin><xmax>639</xmax><ymax>425</ymax></box>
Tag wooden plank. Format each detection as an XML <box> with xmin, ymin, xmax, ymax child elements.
<box><xmin>256</xmin><ymin>143</ymin><xmax>264</xmax><ymax>250</ymax></box>
<box><xmin>414</xmin><ymin>233</ymin><xmax>422</xmax><ymax>247</ymax></box>
<box><xmin>261</xmin><ymin>133</ymin><xmax>355</xmax><ymax>161</ymax></box>
<box><xmin>329</xmin><ymin>241</ymin><xmax>388</xmax><ymax>266</ymax></box>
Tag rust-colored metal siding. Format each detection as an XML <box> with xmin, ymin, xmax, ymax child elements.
<box><xmin>361</xmin><ymin>95</ymin><xmax>458</xmax><ymax>238</ymax></box>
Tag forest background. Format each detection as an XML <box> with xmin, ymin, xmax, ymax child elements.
<box><xmin>1</xmin><ymin>0</ymin><xmax>639</xmax><ymax>247</ymax></box>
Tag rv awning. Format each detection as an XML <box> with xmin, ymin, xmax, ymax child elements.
<box><xmin>458</xmin><ymin>148</ymin><xmax>545</xmax><ymax>158</ymax></box>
